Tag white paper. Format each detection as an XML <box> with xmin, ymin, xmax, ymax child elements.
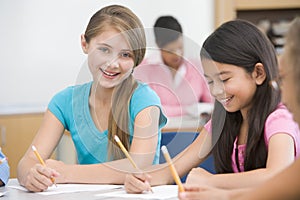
<box><xmin>8</xmin><ymin>183</ymin><xmax>122</xmax><ymax>195</ymax></box>
<box><xmin>95</xmin><ymin>185</ymin><xmax>178</xmax><ymax>200</ymax></box>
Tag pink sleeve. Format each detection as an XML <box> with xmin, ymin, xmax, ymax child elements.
<box><xmin>264</xmin><ymin>104</ymin><xmax>300</xmax><ymax>157</ymax></box>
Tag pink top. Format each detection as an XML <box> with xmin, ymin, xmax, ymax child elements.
<box><xmin>134</xmin><ymin>53</ymin><xmax>212</xmax><ymax>117</ymax></box>
<box><xmin>204</xmin><ymin>103</ymin><xmax>300</xmax><ymax>172</ymax></box>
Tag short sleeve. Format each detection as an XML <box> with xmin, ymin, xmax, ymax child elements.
<box><xmin>130</xmin><ymin>83</ymin><xmax>167</xmax><ymax>129</ymax></box>
<box><xmin>48</xmin><ymin>86</ymin><xmax>74</xmax><ymax>130</ymax></box>
<box><xmin>265</xmin><ymin>104</ymin><xmax>300</xmax><ymax>157</ymax></box>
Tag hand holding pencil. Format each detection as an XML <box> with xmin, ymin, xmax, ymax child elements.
<box><xmin>32</xmin><ymin>145</ymin><xmax>57</xmax><ymax>187</ymax></box>
<box><xmin>114</xmin><ymin>135</ymin><xmax>153</xmax><ymax>193</ymax></box>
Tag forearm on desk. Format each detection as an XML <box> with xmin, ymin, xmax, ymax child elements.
<box><xmin>207</xmin><ymin>167</ymin><xmax>284</xmax><ymax>189</ymax></box>
<box><xmin>61</xmin><ymin>157</ymin><xmax>155</xmax><ymax>184</ymax></box>
<box><xmin>236</xmin><ymin>159</ymin><xmax>300</xmax><ymax>200</ymax></box>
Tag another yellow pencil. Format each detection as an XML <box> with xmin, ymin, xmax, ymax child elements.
<box><xmin>32</xmin><ymin>145</ymin><xmax>56</xmax><ymax>186</ymax></box>
<box><xmin>114</xmin><ymin>135</ymin><xmax>153</xmax><ymax>193</ymax></box>
<box><xmin>161</xmin><ymin>145</ymin><xmax>185</xmax><ymax>192</ymax></box>
<box><xmin>114</xmin><ymin>135</ymin><xmax>138</xmax><ymax>169</ymax></box>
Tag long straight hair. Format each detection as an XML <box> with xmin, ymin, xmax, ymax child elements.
<box><xmin>84</xmin><ymin>5</ymin><xmax>146</xmax><ymax>160</ymax></box>
<box><xmin>200</xmin><ymin>20</ymin><xmax>281</xmax><ymax>173</ymax></box>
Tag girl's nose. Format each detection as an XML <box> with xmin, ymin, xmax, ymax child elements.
<box><xmin>105</xmin><ymin>56</ymin><xmax>120</xmax><ymax>69</ymax></box>
<box><xmin>211</xmin><ymin>82</ymin><xmax>224</xmax><ymax>97</ymax></box>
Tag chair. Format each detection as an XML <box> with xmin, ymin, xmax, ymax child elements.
<box><xmin>159</xmin><ymin>131</ymin><xmax>215</xmax><ymax>183</ymax></box>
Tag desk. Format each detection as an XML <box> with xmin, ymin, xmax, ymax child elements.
<box><xmin>162</xmin><ymin>115</ymin><xmax>205</xmax><ymax>133</ymax></box>
<box><xmin>0</xmin><ymin>179</ymin><xmax>178</xmax><ymax>200</ymax></box>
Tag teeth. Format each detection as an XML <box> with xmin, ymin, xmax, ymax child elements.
<box><xmin>220</xmin><ymin>97</ymin><xmax>231</xmax><ymax>104</ymax></box>
<box><xmin>101</xmin><ymin>68</ymin><xmax>118</xmax><ymax>76</ymax></box>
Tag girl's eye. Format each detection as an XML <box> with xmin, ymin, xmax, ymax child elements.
<box><xmin>120</xmin><ymin>52</ymin><xmax>132</xmax><ymax>58</ymax></box>
<box><xmin>206</xmin><ymin>80</ymin><xmax>213</xmax><ymax>85</ymax></box>
<box><xmin>221</xmin><ymin>78</ymin><xmax>229</xmax><ymax>83</ymax></box>
<box><xmin>99</xmin><ymin>47</ymin><xmax>109</xmax><ymax>53</ymax></box>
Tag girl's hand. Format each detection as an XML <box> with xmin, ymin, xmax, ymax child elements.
<box><xmin>186</xmin><ymin>167</ymin><xmax>213</xmax><ymax>186</ymax></box>
<box><xmin>23</xmin><ymin>163</ymin><xmax>59</xmax><ymax>192</ymax></box>
<box><xmin>124</xmin><ymin>173</ymin><xmax>152</xmax><ymax>193</ymax></box>
<box><xmin>45</xmin><ymin>159</ymin><xmax>66</xmax><ymax>183</ymax></box>
<box><xmin>178</xmin><ymin>185</ymin><xmax>231</xmax><ymax>200</ymax></box>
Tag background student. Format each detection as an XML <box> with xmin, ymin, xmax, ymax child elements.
<box><xmin>17</xmin><ymin>4</ymin><xmax>167</xmax><ymax>192</ymax></box>
<box><xmin>124</xmin><ymin>19</ymin><xmax>300</xmax><ymax>193</ymax></box>
<box><xmin>179</xmin><ymin>16</ymin><xmax>300</xmax><ymax>200</ymax></box>
<box><xmin>0</xmin><ymin>149</ymin><xmax>9</xmax><ymax>186</ymax></box>
<box><xmin>134</xmin><ymin>15</ymin><xmax>212</xmax><ymax>118</ymax></box>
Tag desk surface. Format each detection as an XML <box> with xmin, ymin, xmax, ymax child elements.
<box><xmin>162</xmin><ymin>115</ymin><xmax>205</xmax><ymax>133</ymax></box>
<box><xmin>1</xmin><ymin>179</ymin><xmax>178</xmax><ymax>200</ymax></box>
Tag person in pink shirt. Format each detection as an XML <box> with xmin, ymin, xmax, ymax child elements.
<box><xmin>134</xmin><ymin>16</ymin><xmax>212</xmax><ymax>117</ymax></box>
<box><xmin>124</xmin><ymin>19</ymin><xmax>300</xmax><ymax>193</ymax></box>
<box><xmin>178</xmin><ymin>17</ymin><xmax>300</xmax><ymax>200</ymax></box>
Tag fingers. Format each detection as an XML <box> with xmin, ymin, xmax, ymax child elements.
<box><xmin>24</xmin><ymin>164</ymin><xmax>59</xmax><ymax>192</ymax></box>
<box><xmin>124</xmin><ymin>173</ymin><xmax>152</xmax><ymax>194</ymax></box>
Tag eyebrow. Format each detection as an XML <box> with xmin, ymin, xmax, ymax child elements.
<box><xmin>204</xmin><ymin>71</ymin><xmax>232</xmax><ymax>77</ymax></box>
<box><xmin>96</xmin><ymin>43</ymin><xmax>132</xmax><ymax>52</ymax></box>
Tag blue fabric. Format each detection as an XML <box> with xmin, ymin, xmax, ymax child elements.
<box><xmin>0</xmin><ymin>150</ymin><xmax>9</xmax><ymax>186</ymax></box>
<box><xmin>160</xmin><ymin>132</ymin><xmax>215</xmax><ymax>183</ymax></box>
<box><xmin>48</xmin><ymin>81</ymin><xmax>167</xmax><ymax>165</ymax></box>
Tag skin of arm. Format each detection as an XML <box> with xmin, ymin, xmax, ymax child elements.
<box><xmin>185</xmin><ymin>133</ymin><xmax>295</xmax><ymax>189</ymax></box>
<box><xmin>178</xmin><ymin>185</ymin><xmax>251</xmax><ymax>200</ymax></box>
<box><xmin>124</xmin><ymin>128</ymin><xmax>212</xmax><ymax>193</ymax></box>
<box><xmin>179</xmin><ymin>157</ymin><xmax>300</xmax><ymax>200</ymax></box>
<box><xmin>235</xmin><ymin>157</ymin><xmax>300</xmax><ymax>200</ymax></box>
<box><xmin>17</xmin><ymin>106</ymin><xmax>160</xmax><ymax>192</ymax></box>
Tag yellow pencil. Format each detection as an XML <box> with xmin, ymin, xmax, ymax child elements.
<box><xmin>32</xmin><ymin>145</ymin><xmax>57</xmax><ymax>186</ymax></box>
<box><xmin>161</xmin><ymin>145</ymin><xmax>185</xmax><ymax>192</ymax></box>
<box><xmin>114</xmin><ymin>135</ymin><xmax>153</xmax><ymax>193</ymax></box>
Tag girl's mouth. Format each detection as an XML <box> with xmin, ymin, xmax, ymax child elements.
<box><xmin>100</xmin><ymin>68</ymin><xmax>120</xmax><ymax>77</ymax></box>
<box><xmin>219</xmin><ymin>96</ymin><xmax>233</xmax><ymax>106</ymax></box>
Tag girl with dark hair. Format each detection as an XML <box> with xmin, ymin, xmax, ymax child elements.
<box><xmin>178</xmin><ymin>17</ymin><xmax>300</xmax><ymax>200</ymax></box>
<box><xmin>17</xmin><ymin>4</ymin><xmax>167</xmax><ymax>192</ymax></box>
<box><xmin>124</xmin><ymin>19</ymin><xmax>300</xmax><ymax>193</ymax></box>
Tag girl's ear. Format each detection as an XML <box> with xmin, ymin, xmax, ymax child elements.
<box><xmin>252</xmin><ymin>63</ymin><xmax>266</xmax><ymax>85</ymax></box>
<box><xmin>81</xmin><ymin>34</ymin><xmax>89</xmax><ymax>54</ymax></box>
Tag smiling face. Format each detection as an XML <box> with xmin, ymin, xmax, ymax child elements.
<box><xmin>81</xmin><ymin>28</ymin><xmax>134</xmax><ymax>89</ymax></box>
<box><xmin>202</xmin><ymin>59</ymin><xmax>261</xmax><ymax>117</ymax></box>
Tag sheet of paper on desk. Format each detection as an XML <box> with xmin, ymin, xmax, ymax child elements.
<box><xmin>95</xmin><ymin>185</ymin><xmax>178</xmax><ymax>200</ymax></box>
<box><xmin>8</xmin><ymin>183</ymin><xmax>122</xmax><ymax>195</ymax></box>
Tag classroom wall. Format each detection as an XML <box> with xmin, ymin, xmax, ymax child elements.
<box><xmin>0</xmin><ymin>0</ymin><xmax>214</xmax><ymax>113</ymax></box>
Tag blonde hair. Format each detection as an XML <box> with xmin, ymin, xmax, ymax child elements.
<box><xmin>84</xmin><ymin>5</ymin><xmax>146</xmax><ymax>160</ymax></box>
<box><xmin>285</xmin><ymin>17</ymin><xmax>300</xmax><ymax>104</ymax></box>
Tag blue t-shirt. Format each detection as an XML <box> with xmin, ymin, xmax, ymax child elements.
<box><xmin>48</xmin><ymin>81</ymin><xmax>167</xmax><ymax>164</ymax></box>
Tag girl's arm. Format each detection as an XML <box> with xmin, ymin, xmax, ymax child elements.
<box><xmin>17</xmin><ymin>110</ymin><xmax>65</xmax><ymax>191</ymax></box>
<box><xmin>21</xmin><ymin>106</ymin><xmax>162</xmax><ymax>188</ymax></box>
<box><xmin>125</xmin><ymin>128</ymin><xmax>212</xmax><ymax>193</ymax></box>
<box><xmin>238</xmin><ymin>157</ymin><xmax>300</xmax><ymax>200</ymax></box>
<box><xmin>186</xmin><ymin>133</ymin><xmax>295</xmax><ymax>189</ymax></box>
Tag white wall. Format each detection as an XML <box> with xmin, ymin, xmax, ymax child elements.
<box><xmin>0</xmin><ymin>0</ymin><xmax>214</xmax><ymax>113</ymax></box>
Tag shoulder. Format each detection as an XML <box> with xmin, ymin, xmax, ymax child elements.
<box><xmin>132</xmin><ymin>82</ymin><xmax>160</xmax><ymax>101</ymax></box>
<box><xmin>55</xmin><ymin>82</ymin><xmax>92</xmax><ymax>97</ymax></box>
<box><xmin>264</xmin><ymin>103</ymin><xmax>299</xmax><ymax>140</ymax></box>
<box><xmin>49</xmin><ymin>82</ymin><xmax>92</xmax><ymax>110</ymax></box>
<box><xmin>266</xmin><ymin>103</ymin><xmax>294</xmax><ymax>123</ymax></box>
